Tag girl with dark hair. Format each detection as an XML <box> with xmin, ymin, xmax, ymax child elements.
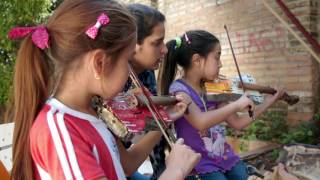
<box><xmin>125</xmin><ymin>4</ymin><xmax>169</xmax><ymax>179</ymax></box>
<box><xmin>159</xmin><ymin>30</ymin><xmax>284</xmax><ymax>180</ymax></box>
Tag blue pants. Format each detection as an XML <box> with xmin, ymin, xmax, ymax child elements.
<box><xmin>186</xmin><ymin>161</ymin><xmax>248</xmax><ymax>180</ymax></box>
<box><xmin>128</xmin><ymin>172</ymin><xmax>151</xmax><ymax>180</ymax></box>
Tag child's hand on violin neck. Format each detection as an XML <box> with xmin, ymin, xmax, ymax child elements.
<box><xmin>166</xmin><ymin>138</ymin><xmax>201</xmax><ymax>177</ymax></box>
<box><xmin>175</xmin><ymin>93</ymin><xmax>192</xmax><ymax>107</ymax></box>
<box><xmin>166</xmin><ymin>94</ymin><xmax>191</xmax><ymax>121</ymax></box>
<box><xmin>265</xmin><ymin>87</ymin><xmax>285</xmax><ymax>104</ymax></box>
<box><xmin>235</xmin><ymin>92</ymin><xmax>255</xmax><ymax>112</ymax></box>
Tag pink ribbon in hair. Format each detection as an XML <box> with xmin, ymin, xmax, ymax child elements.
<box><xmin>8</xmin><ymin>25</ymin><xmax>49</xmax><ymax>50</ymax></box>
<box><xmin>86</xmin><ymin>13</ymin><xmax>110</xmax><ymax>39</ymax></box>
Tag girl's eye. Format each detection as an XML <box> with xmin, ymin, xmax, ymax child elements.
<box><xmin>153</xmin><ymin>41</ymin><xmax>162</xmax><ymax>47</ymax></box>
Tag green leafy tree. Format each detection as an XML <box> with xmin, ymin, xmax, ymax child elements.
<box><xmin>0</xmin><ymin>0</ymin><xmax>53</xmax><ymax>110</ymax></box>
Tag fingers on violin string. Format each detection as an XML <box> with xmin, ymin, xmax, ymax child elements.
<box><xmin>174</xmin><ymin>101</ymin><xmax>184</xmax><ymax>108</ymax></box>
<box><xmin>278</xmin><ymin>87</ymin><xmax>285</xmax><ymax>96</ymax></box>
<box><xmin>175</xmin><ymin>94</ymin><xmax>183</xmax><ymax>100</ymax></box>
<box><xmin>178</xmin><ymin>97</ymin><xmax>191</xmax><ymax>106</ymax></box>
<box><xmin>176</xmin><ymin>94</ymin><xmax>192</xmax><ymax>105</ymax></box>
<box><xmin>274</xmin><ymin>86</ymin><xmax>284</xmax><ymax>93</ymax></box>
<box><xmin>175</xmin><ymin>94</ymin><xmax>187</xmax><ymax>104</ymax></box>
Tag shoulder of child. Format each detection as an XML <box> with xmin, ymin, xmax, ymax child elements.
<box><xmin>169</xmin><ymin>80</ymin><xmax>190</xmax><ymax>95</ymax></box>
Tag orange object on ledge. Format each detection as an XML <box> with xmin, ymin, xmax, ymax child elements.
<box><xmin>205</xmin><ymin>80</ymin><xmax>232</xmax><ymax>94</ymax></box>
<box><xmin>0</xmin><ymin>161</ymin><xmax>10</xmax><ymax>180</ymax></box>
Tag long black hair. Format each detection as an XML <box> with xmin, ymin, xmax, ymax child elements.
<box><xmin>159</xmin><ymin>30</ymin><xmax>220</xmax><ymax>95</ymax></box>
<box><xmin>127</xmin><ymin>3</ymin><xmax>165</xmax><ymax>44</ymax></box>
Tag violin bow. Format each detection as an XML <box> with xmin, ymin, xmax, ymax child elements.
<box><xmin>224</xmin><ymin>25</ymin><xmax>255</xmax><ymax>120</ymax></box>
<box><xmin>128</xmin><ymin>65</ymin><xmax>176</xmax><ymax>147</ymax></box>
<box><xmin>129</xmin><ymin>65</ymin><xmax>203</xmax><ymax>179</ymax></box>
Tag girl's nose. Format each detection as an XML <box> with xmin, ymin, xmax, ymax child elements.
<box><xmin>218</xmin><ymin>61</ymin><xmax>222</xmax><ymax>68</ymax></box>
<box><xmin>161</xmin><ymin>42</ymin><xmax>168</xmax><ymax>55</ymax></box>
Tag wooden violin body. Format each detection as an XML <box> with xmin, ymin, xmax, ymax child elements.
<box><xmin>92</xmin><ymin>96</ymin><xmax>132</xmax><ymax>141</ymax></box>
<box><xmin>92</xmin><ymin>92</ymin><xmax>171</xmax><ymax>140</ymax></box>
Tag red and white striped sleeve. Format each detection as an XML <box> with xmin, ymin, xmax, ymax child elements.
<box><xmin>30</xmin><ymin>106</ymin><xmax>107</xmax><ymax>180</ymax></box>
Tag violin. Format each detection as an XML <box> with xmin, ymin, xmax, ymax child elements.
<box><xmin>92</xmin><ymin>91</ymin><xmax>173</xmax><ymax>141</ymax></box>
<box><xmin>129</xmin><ymin>74</ymin><xmax>299</xmax><ymax>108</ymax></box>
<box><xmin>92</xmin><ymin>73</ymin><xmax>299</xmax><ymax>141</ymax></box>
<box><xmin>93</xmin><ymin>67</ymin><xmax>177</xmax><ymax>145</ymax></box>
<box><xmin>92</xmin><ymin>96</ymin><xmax>132</xmax><ymax>141</ymax></box>
<box><xmin>204</xmin><ymin>74</ymin><xmax>299</xmax><ymax>105</ymax></box>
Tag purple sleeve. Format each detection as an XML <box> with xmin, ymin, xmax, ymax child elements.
<box><xmin>169</xmin><ymin>81</ymin><xmax>190</xmax><ymax>95</ymax></box>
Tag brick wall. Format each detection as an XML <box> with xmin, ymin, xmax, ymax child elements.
<box><xmin>122</xmin><ymin>0</ymin><xmax>320</xmax><ymax>124</ymax></box>
<box><xmin>315</xmin><ymin>0</ymin><xmax>320</xmax><ymax>119</ymax></box>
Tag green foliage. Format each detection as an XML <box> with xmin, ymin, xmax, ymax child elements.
<box><xmin>239</xmin><ymin>140</ymin><xmax>249</xmax><ymax>152</ymax></box>
<box><xmin>0</xmin><ymin>0</ymin><xmax>54</xmax><ymax>107</ymax></box>
<box><xmin>227</xmin><ymin>110</ymin><xmax>288</xmax><ymax>141</ymax></box>
<box><xmin>280</xmin><ymin>116</ymin><xmax>320</xmax><ymax>144</ymax></box>
<box><xmin>227</xmin><ymin>110</ymin><xmax>320</xmax><ymax>145</ymax></box>
<box><xmin>246</xmin><ymin>111</ymin><xmax>288</xmax><ymax>141</ymax></box>
<box><xmin>269</xmin><ymin>149</ymin><xmax>280</xmax><ymax>160</ymax></box>
<box><xmin>0</xmin><ymin>58</ymin><xmax>13</xmax><ymax>106</ymax></box>
<box><xmin>48</xmin><ymin>0</ymin><xmax>64</xmax><ymax>12</ymax></box>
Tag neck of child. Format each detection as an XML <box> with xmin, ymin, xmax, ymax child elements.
<box><xmin>130</xmin><ymin>60</ymin><xmax>145</xmax><ymax>74</ymax></box>
<box><xmin>183</xmin><ymin>70</ymin><xmax>203</xmax><ymax>94</ymax></box>
<box><xmin>54</xmin><ymin>73</ymin><xmax>97</xmax><ymax>117</ymax></box>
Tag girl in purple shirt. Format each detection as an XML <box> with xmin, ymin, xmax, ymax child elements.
<box><xmin>159</xmin><ymin>30</ymin><xmax>284</xmax><ymax>180</ymax></box>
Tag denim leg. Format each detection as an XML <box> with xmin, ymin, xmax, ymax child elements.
<box><xmin>224</xmin><ymin>161</ymin><xmax>248</xmax><ymax>180</ymax></box>
<box><xmin>128</xmin><ymin>172</ymin><xmax>151</xmax><ymax>180</ymax></box>
<box><xmin>186</xmin><ymin>171</ymin><xmax>228</xmax><ymax>180</ymax></box>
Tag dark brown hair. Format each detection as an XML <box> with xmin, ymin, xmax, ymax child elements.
<box><xmin>8</xmin><ymin>0</ymin><xmax>136</xmax><ymax>179</ymax></box>
<box><xmin>127</xmin><ymin>3</ymin><xmax>165</xmax><ymax>44</ymax></box>
<box><xmin>158</xmin><ymin>30</ymin><xmax>220</xmax><ymax>95</ymax></box>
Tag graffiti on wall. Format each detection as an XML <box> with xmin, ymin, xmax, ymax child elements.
<box><xmin>234</xmin><ymin>27</ymin><xmax>286</xmax><ymax>53</ymax></box>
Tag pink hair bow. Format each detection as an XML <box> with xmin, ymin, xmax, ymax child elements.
<box><xmin>8</xmin><ymin>25</ymin><xmax>49</xmax><ymax>50</ymax></box>
<box><xmin>86</xmin><ymin>13</ymin><xmax>110</xmax><ymax>39</ymax></box>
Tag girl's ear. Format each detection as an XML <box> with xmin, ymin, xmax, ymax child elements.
<box><xmin>135</xmin><ymin>43</ymin><xmax>141</xmax><ymax>54</ymax></box>
<box><xmin>191</xmin><ymin>53</ymin><xmax>203</xmax><ymax>67</ymax></box>
<box><xmin>90</xmin><ymin>49</ymin><xmax>111</xmax><ymax>79</ymax></box>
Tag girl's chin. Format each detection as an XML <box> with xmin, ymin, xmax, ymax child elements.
<box><xmin>153</xmin><ymin>66</ymin><xmax>159</xmax><ymax>70</ymax></box>
<box><xmin>153</xmin><ymin>62</ymin><xmax>161</xmax><ymax>69</ymax></box>
<box><xmin>143</xmin><ymin>64</ymin><xmax>158</xmax><ymax>71</ymax></box>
